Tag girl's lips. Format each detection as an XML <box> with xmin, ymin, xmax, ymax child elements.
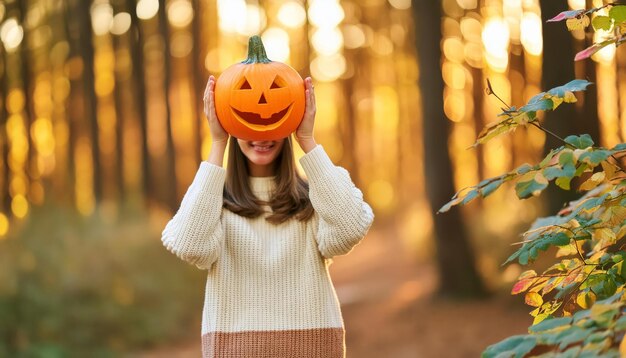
<box><xmin>249</xmin><ymin>142</ymin><xmax>275</xmax><ymax>153</ymax></box>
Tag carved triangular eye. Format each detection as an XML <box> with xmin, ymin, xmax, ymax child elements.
<box><xmin>239</xmin><ymin>78</ymin><xmax>252</xmax><ymax>90</ymax></box>
<box><xmin>270</xmin><ymin>76</ymin><xmax>285</xmax><ymax>89</ymax></box>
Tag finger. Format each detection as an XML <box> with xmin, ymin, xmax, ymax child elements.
<box><xmin>204</xmin><ymin>77</ymin><xmax>211</xmax><ymax>99</ymax></box>
<box><xmin>310</xmin><ymin>85</ymin><xmax>316</xmax><ymax>110</ymax></box>
<box><xmin>304</xmin><ymin>89</ymin><xmax>312</xmax><ymax>113</ymax></box>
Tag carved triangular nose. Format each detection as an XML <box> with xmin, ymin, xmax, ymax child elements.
<box><xmin>258</xmin><ymin>93</ymin><xmax>267</xmax><ymax>104</ymax></box>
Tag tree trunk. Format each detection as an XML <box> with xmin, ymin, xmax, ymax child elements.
<box><xmin>157</xmin><ymin>0</ymin><xmax>178</xmax><ymax>211</ymax></box>
<box><xmin>191</xmin><ymin>0</ymin><xmax>204</xmax><ymax>166</ymax></box>
<box><xmin>77</xmin><ymin>0</ymin><xmax>103</xmax><ymax>204</ymax></box>
<box><xmin>540</xmin><ymin>0</ymin><xmax>587</xmax><ymax>214</ymax></box>
<box><xmin>17</xmin><ymin>0</ymin><xmax>35</xmax><ymax>193</ymax></box>
<box><xmin>1</xmin><ymin>45</ymin><xmax>9</xmax><ymax>213</ymax></box>
<box><xmin>412</xmin><ymin>0</ymin><xmax>486</xmax><ymax>298</ymax></box>
<box><xmin>127</xmin><ymin>0</ymin><xmax>151</xmax><ymax>203</ymax></box>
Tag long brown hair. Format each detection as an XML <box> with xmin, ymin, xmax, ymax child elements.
<box><xmin>223</xmin><ymin>136</ymin><xmax>314</xmax><ymax>224</ymax></box>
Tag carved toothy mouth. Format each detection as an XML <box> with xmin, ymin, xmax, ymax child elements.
<box><xmin>231</xmin><ymin>103</ymin><xmax>293</xmax><ymax>126</ymax></box>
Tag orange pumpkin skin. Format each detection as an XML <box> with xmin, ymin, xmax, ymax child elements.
<box><xmin>214</xmin><ymin>36</ymin><xmax>305</xmax><ymax>141</ymax></box>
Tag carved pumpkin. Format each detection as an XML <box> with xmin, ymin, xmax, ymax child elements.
<box><xmin>214</xmin><ymin>36</ymin><xmax>305</xmax><ymax>141</ymax></box>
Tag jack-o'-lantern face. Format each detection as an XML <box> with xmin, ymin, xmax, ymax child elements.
<box><xmin>214</xmin><ymin>36</ymin><xmax>305</xmax><ymax>141</ymax></box>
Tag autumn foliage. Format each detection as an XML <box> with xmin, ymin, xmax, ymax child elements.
<box><xmin>441</xmin><ymin>3</ymin><xmax>626</xmax><ymax>357</ymax></box>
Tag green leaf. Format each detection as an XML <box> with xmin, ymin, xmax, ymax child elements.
<box><xmin>555</xmin><ymin>176</ymin><xmax>572</xmax><ymax>190</ymax></box>
<box><xmin>516</xmin><ymin>163</ymin><xmax>534</xmax><ymax>174</ymax></box>
<box><xmin>557</xmin><ymin>327</ymin><xmax>589</xmax><ymax>350</ymax></box>
<box><xmin>516</xmin><ymin>174</ymin><xmax>549</xmax><ymax>199</ymax></box>
<box><xmin>592</xmin><ymin>15</ymin><xmax>612</xmax><ymax>31</ymax></box>
<box><xmin>482</xmin><ymin>335</ymin><xmax>537</xmax><ymax>358</ymax></box>
<box><xmin>543</xmin><ymin>151</ymin><xmax>576</xmax><ymax>181</ymax></box>
<box><xmin>565</xmin><ymin>134</ymin><xmax>594</xmax><ymax>149</ymax></box>
<box><xmin>529</xmin><ymin>316</ymin><xmax>573</xmax><ymax>333</ymax></box>
<box><xmin>614</xmin><ymin>315</ymin><xmax>626</xmax><ymax>331</ymax></box>
<box><xmin>519</xmin><ymin>98</ymin><xmax>553</xmax><ymax>113</ymax></box>
<box><xmin>540</xmin><ymin>148</ymin><xmax>563</xmax><ymax>167</ymax></box>
<box><xmin>612</xmin><ymin>143</ymin><xmax>626</xmax><ymax>151</ymax></box>
<box><xmin>480</xmin><ymin>179</ymin><xmax>504</xmax><ymax>198</ymax></box>
<box><xmin>461</xmin><ymin>189</ymin><xmax>480</xmax><ymax>205</ymax></box>
<box><xmin>548</xmin><ymin>80</ymin><xmax>593</xmax><ymax>97</ymax></box>
<box><xmin>609</xmin><ymin>5</ymin><xmax>626</xmax><ymax>24</ymax></box>
<box><xmin>579</xmin><ymin>149</ymin><xmax>612</xmax><ymax>166</ymax></box>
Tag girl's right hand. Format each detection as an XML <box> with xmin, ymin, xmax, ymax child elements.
<box><xmin>204</xmin><ymin>75</ymin><xmax>229</xmax><ymax>145</ymax></box>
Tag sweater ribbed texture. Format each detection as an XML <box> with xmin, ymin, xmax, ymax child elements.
<box><xmin>161</xmin><ymin>145</ymin><xmax>374</xmax><ymax>358</ymax></box>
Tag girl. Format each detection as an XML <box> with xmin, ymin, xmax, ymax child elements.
<box><xmin>161</xmin><ymin>75</ymin><xmax>374</xmax><ymax>358</ymax></box>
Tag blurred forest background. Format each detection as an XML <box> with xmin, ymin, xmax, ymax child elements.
<box><xmin>1</xmin><ymin>0</ymin><xmax>625</xmax><ymax>356</ymax></box>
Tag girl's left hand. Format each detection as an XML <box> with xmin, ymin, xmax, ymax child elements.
<box><xmin>295</xmin><ymin>77</ymin><xmax>317</xmax><ymax>152</ymax></box>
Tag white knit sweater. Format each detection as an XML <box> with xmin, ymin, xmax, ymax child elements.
<box><xmin>161</xmin><ymin>145</ymin><xmax>374</xmax><ymax>358</ymax></box>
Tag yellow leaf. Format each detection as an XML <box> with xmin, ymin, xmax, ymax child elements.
<box><xmin>601</xmin><ymin>206</ymin><xmax>626</xmax><ymax>227</ymax></box>
<box><xmin>616</xmin><ymin>225</ymin><xmax>626</xmax><ymax>243</ymax></box>
<box><xmin>551</xmin><ymin>95</ymin><xmax>564</xmax><ymax>109</ymax></box>
<box><xmin>601</xmin><ymin>161</ymin><xmax>617</xmax><ymax>180</ymax></box>
<box><xmin>566</xmin><ymin>15</ymin><xmax>590</xmax><ymax>30</ymax></box>
<box><xmin>525</xmin><ymin>292</ymin><xmax>543</xmax><ymax>307</ymax></box>
<box><xmin>579</xmin><ymin>171</ymin><xmax>606</xmax><ymax>191</ymax></box>
<box><xmin>518</xmin><ymin>270</ymin><xmax>537</xmax><ymax>280</ymax></box>
<box><xmin>592</xmin><ymin>227</ymin><xmax>616</xmax><ymax>246</ymax></box>
<box><xmin>563</xmin><ymin>91</ymin><xmax>578</xmax><ymax>103</ymax></box>
<box><xmin>533</xmin><ymin>312</ymin><xmax>549</xmax><ymax>325</ymax></box>
<box><xmin>576</xmin><ymin>291</ymin><xmax>596</xmax><ymax>309</ymax></box>
<box><xmin>619</xmin><ymin>335</ymin><xmax>626</xmax><ymax>357</ymax></box>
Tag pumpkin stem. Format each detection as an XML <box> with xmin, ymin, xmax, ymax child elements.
<box><xmin>242</xmin><ymin>35</ymin><xmax>272</xmax><ymax>64</ymax></box>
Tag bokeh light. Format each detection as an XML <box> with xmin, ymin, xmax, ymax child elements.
<box><xmin>482</xmin><ymin>18</ymin><xmax>510</xmax><ymax>72</ymax></box>
<box><xmin>277</xmin><ymin>1</ymin><xmax>307</xmax><ymax>28</ymax></box>
<box><xmin>0</xmin><ymin>18</ymin><xmax>24</xmax><ymax>52</ymax></box>
<box><xmin>110</xmin><ymin>12</ymin><xmax>131</xmax><ymax>35</ymax></box>
<box><xmin>261</xmin><ymin>27</ymin><xmax>290</xmax><ymax>62</ymax></box>
<box><xmin>167</xmin><ymin>0</ymin><xmax>194</xmax><ymax>28</ymax></box>
<box><xmin>90</xmin><ymin>2</ymin><xmax>113</xmax><ymax>36</ymax></box>
<box><xmin>137</xmin><ymin>0</ymin><xmax>159</xmax><ymax>20</ymax></box>
<box><xmin>310</xmin><ymin>54</ymin><xmax>346</xmax><ymax>81</ymax></box>
<box><xmin>520</xmin><ymin>12</ymin><xmax>542</xmax><ymax>56</ymax></box>
<box><xmin>311</xmin><ymin>27</ymin><xmax>344</xmax><ymax>55</ymax></box>
<box><xmin>388</xmin><ymin>0</ymin><xmax>412</xmax><ymax>10</ymax></box>
<box><xmin>308</xmin><ymin>0</ymin><xmax>344</xmax><ymax>28</ymax></box>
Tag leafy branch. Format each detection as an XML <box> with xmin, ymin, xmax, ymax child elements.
<box><xmin>547</xmin><ymin>4</ymin><xmax>626</xmax><ymax>61</ymax></box>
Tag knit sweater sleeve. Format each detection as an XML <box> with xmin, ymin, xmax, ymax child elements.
<box><xmin>299</xmin><ymin>145</ymin><xmax>374</xmax><ymax>258</ymax></box>
<box><xmin>161</xmin><ymin>161</ymin><xmax>226</xmax><ymax>270</ymax></box>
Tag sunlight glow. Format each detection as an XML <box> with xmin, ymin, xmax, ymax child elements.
<box><xmin>91</xmin><ymin>3</ymin><xmax>114</xmax><ymax>36</ymax></box>
<box><xmin>137</xmin><ymin>0</ymin><xmax>159</xmax><ymax>20</ymax></box>
<box><xmin>0</xmin><ymin>18</ymin><xmax>24</xmax><ymax>52</ymax></box>
<box><xmin>593</xmin><ymin>30</ymin><xmax>616</xmax><ymax>64</ymax></box>
<box><xmin>217</xmin><ymin>0</ymin><xmax>245</xmax><ymax>33</ymax></box>
<box><xmin>277</xmin><ymin>1</ymin><xmax>307</xmax><ymax>28</ymax></box>
<box><xmin>520</xmin><ymin>12</ymin><xmax>543</xmax><ymax>56</ymax></box>
<box><xmin>11</xmin><ymin>194</ymin><xmax>28</xmax><ymax>219</ymax></box>
<box><xmin>0</xmin><ymin>213</ymin><xmax>8</xmax><ymax>237</ymax></box>
<box><xmin>568</xmin><ymin>0</ymin><xmax>585</xmax><ymax>9</ymax></box>
<box><xmin>456</xmin><ymin>0</ymin><xmax>477</xmax><ymax>9</ymax></box>
<box><xmin>343</xmin><ymin>24</ymin><xmax>366</xmax><ymax>49</ymax></box>
<box><xmin>261</xmin><ymin>28</ymin><xmax>290</xmax><ymax>62</ymax></box>
<box><xmin>310</xmin><ymin>54</ymin><xmax>346</xmax><ymax>81</ymax></box>
<box><xmin>312</xmin><ymin>27</ymin><xmax>344</xmax><ymax>55</ymax></box>
<box><xmin>110</xmin><ymin>12</ymin><xmax>131</xmax><ymax>35</ymax></box>
<box><xmin>308</xmin><ymin>0</ymin><xmax>344</xmax><ymax>28</ymax></box>
<box><xmin>167</xmin><ymin>0</ymin><xmax>194</xmax><ymax>28</ymax></box>
<box><xmin>482</xmin><ymin>18</ymin><xmax>510</xmax><ymax>72</ymax></box>
<box><xmin>388</xmin><ymin>0</ymin><xmax>411</xmax><ymax>10</ymax></box>
<box><xmin>236</xmin><ymin>4</ymin><xmax>266</xmax><ymax>37</ymax></box>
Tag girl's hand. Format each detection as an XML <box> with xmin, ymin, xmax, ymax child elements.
<box><xmin>295</xmin><ymin>77</ymin><xmax>317</xmax><ymax>153</ymax></box>
<box><xmin>204</xmin><ymin>75</ymin><xmax>229</xmax><ymax>146</ymax></box>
